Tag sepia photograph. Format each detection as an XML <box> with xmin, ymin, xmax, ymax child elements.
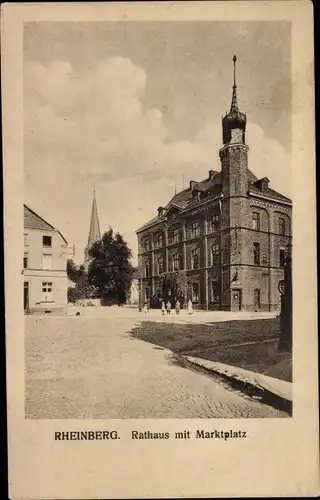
<box><xmin>2</xmin><ymin>2</ymin><xmax>317</xmax><ymax>499</ymax></box>
<box><xmin>23</xmin><ymin>19</ymin><xmax>293</xmax><ymax>419</ymax></box>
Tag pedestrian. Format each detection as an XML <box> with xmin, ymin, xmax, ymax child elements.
<box><xmin>143</xmin><ymin>301</ymin><xmax>148</xmax><ymax>314</ymax></box>
<box><xmin>175</xmin><ymin>299</ymin><xmax>180</xmax><ymax>315</ymax></box>
<box><xmin>161</xmin><ymin>301</ymin><xmax>166</xmax><ymax>316</ymax></box>
<box><xmin>187</xmin><ymin>300</ymin><xmax>193</xmax><ymax>315</ymax></box>
<box><xmin>166</xmin><ymin>300</ymin><xmax>171</xmax><ymax>315</ymax></box>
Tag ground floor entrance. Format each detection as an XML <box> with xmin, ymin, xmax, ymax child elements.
<box><xmin>232</xmin><ymin>289</ymin><xmax>242</xmax><ymax>311</ymax></box>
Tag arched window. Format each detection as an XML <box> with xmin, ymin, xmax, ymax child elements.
<box><xmin>173</xmin><ymin>253</ymin><xmax>180</xmax><ymax>271</ymax></box>
<box><xmin>191</xmin><ymin>248</ymin><xmax>199</xmax><ymax>269</ymax></box>
<box><xmin>144</xmin><ymin>260</ymin><xmax>150</xmax><ymax>277</ymax></box>
<box><xmin>211</xmin><ymin>244</ymin><xmax>219</xmax><ymax>265</ymax></box>
<box><xmin>278</xmin><ymin>217</ymin><xmax>286</xmax><ymax>236</ymax></box>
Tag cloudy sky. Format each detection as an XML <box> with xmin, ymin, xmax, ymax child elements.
<box><xmin>24</xmin><ymin>21</ymin><xmax>291</xmax><ymax>264</ymax></box>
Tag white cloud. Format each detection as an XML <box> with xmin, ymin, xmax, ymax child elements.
<box><xmin>24</xmin><ymin>56</ymin><xmax>291</xmax><ymax>264</ymax></box>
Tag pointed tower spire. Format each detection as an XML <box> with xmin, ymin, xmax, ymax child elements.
<box><xmin>221</xmin><ymin>55</ymin><xmax>246</xmax><ymax>145</ymax></box>
<box><xmin>230</xmin><ymin>55</ymin><xmax>239</xmax><ymax>113</ymax></box>
<box><xmin>84</xmin><ymin>187</ymin><xmax>101</xmax><ymax>262</ymax></box>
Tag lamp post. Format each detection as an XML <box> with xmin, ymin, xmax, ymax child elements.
<box><xmin>279</xmin><ymin>243</ymin><xmax>292</xmax><ymax>352</ymax></box>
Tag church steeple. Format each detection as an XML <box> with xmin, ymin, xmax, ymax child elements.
<box><xmin>84</xmin><ymin>187</ymin><xmax>101</xmax><ymax>261</ymax></box>
<box><xmin>222</xmin><ymin>55</ymin><xmax>246</xmax><ymax>145</ymax></box>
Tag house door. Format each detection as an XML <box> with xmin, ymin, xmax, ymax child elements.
<box><xmin>254</xmin><ymin>289</ymin><xmax>261</xmax><ymax>310</ymax></box>
<box><xmin>24</xmin><ymin>282</ymin><xmax>29</xmax><ymax>310</ymax></box>
<box><xmin>232</xmin><ymin>289</ymin><xmax>242</xmax><ymax>311</ymax></box>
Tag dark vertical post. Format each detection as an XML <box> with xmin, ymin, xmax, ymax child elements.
<box><xmin>279</xmin><ymin>243</ymin><xmax>292</xmax><ymax>351</ymax></box>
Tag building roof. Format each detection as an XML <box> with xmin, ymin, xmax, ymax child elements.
<box><xmin>136</xmin><ymin>168</ymin><xmax>292</xmax><ymax>233</ymax></box>
<box><xmin>165</xmin><ymin>188</ymin><xmax>192</xmax><ymax>209</ymax></box>
<box><xmin>249</xmin><ymin>183</ymin><xmax>291</xmax><ymax>202</ymax></box>
<box><xmin>24</xmin><ymin>204</ymin><xmax>68</xmax><ymax>243</ymax></box>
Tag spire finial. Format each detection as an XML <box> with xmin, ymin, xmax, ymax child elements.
<box><xmin>230</xmin><ymin>55</ymin><xmax>239</xmax><ymax>113</ymax></box>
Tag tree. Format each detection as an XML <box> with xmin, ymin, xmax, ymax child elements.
<box><xmin>67</xmin><ymin>259</ymin><xmax>78</xmax><ymax>283</ymax></box>
<box><xmin>67</xmin><ymin>286</ymin><xmax>78</xmax><ymax>304</ymax></box>
<box><xmin>87</xmin><ymin>228</ymin><xmax>134</xmax><ymax>305</ymax></box>
<box><xmin>67</xmin><ymin>263</ymin><xmax>98</xmax><ymax>303</ymax></box>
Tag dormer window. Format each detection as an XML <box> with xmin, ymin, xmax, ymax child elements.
<box><xmin>157</xmin><ymin>207</ymin><xmax>165</xmax><ymax>218</ymax></box>
<box><xmin>254</xmin><ymin>177</ymin><xmax>270</xmax><ymax>191</ymax></box>
<box><xmin>192</xmin><ymin>191</ymin><xmax>201</xmax><ymax>202</ymax></box>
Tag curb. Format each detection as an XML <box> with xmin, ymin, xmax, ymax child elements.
<box><xmin>182</xmin><ymin>356</ymin><xmax>292</xmax><ymax>415</ymax></box>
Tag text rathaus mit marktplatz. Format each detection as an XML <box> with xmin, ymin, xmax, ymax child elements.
<box><xmin>136</xmin><ymin>56</ymin><xmax>292</xmax><ymax>312</ymax></box>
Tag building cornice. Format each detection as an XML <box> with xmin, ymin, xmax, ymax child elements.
<box><xmin>249</xmin><ymin>190</ymin><xmax>292</xmax><ymax>207</ymax></box>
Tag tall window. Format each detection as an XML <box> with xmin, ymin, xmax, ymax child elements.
<box><xmin>192</xmin><ymin>282</ymin><xmax>199</xmax><ymax>302</ymax></box>
<box><xmin>254</xmin><ymin>289</ymin><xmax>261</xmax><ymax>309</ymax></box>
<box><xmin>143</xmin><ymin>238</ymin><xmax>150</xmax><ymax>251</ymax></box>
<box><xmin>24</xmin><ymin>233</ymin><xmax>28</xmax><ymax>245</ymax></box>
<box><xmin>278</xmin><ymin>217</ymin><xmax>285</xmax><ymax>235</ymax></box>
<box><xmin>208</xmin><ymin>214</ymin><xmax>219</xmax><ymax>233</ymax></box>
<box><xmin>173</xmin><ymin>228</ymin><xmax>179</xmax><ymax>243</ymax></box>
<box><xmin>157</xmin><ymin>256</ymin><xmax>163</xmax><ymax>275</ymax></box>
<box><xmin>42</xmin><ymin>235</ymin><xmax>52</xmax><ymax>248</ymax></box>
<box><xmin>191</xmin><ymin>221</ymin><xmax>199</xmax><ymax>238</ymax></box>
<box><xmin>23</xmin><ymin>256</ymin><xmax>28</xmax><ymax>269</ymax></box>
<box><xmin>253</xmin><ymin>242</ymin><xmax>260</xmax><ymax>265</ymax></box>
<box><xmin>252</xmin><ymin>212</ymin><xmax>260</xmax><ymax>230</ymax></box>
<box><xmin>279</xmin><ymin>248</ymin><xmax>285</xmax><ymax>268</ymax></box>
<box><xmin>173</xmin><ymin>253</ymin><xmax>180</xmax><ymax>271</ymax></box>
<box><xmin>211</xmin><ymin>244</ymin><xmax>219</xmax><ymax>265</ymax></box>
<box><xmin>191</xmin><ymin>248</ymin><xmax>199</xmax><ymax>269</ymax></box>
<box><xmin>155</xmin><ymin>233</ymin><xmax>163</xmax><ymax>249</ymax></box>
<box><xmin>211</xmin><ymin>283</ymin><xmax>219</xmax><ymax>302</ymax></box>
<box><xmin>41</xmin><ymin>282</ymin><xmax>53</xmax><ymax>302</ymax></box>
<box><xmin>42</xmin><ymin>254</ymin><xmax>52</xmax><ymax>270</ymax></box>
<box><xmin>144</xmin><ymin>260</ymin><xmax>150</xmax><ymax>277</ymax></box>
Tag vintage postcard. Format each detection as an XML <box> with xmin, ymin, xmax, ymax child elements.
<box><xmin>2</xmin><ymin>1</ymin><xmax>318</xmax><ymax>498</ymax></box>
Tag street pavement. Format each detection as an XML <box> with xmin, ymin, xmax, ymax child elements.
<box><xmin>67</xmin><ymin>304</ymin><xmax>278</xmax><ymax>322</ymax></box>
<box><xmin>25</xmin><ymin>315</ymin><xmax>288</xmax><ymax>419</ymax></box>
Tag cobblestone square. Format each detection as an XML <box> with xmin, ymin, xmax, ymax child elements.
<box><xmin>25</xmin><ymin>313</ymin><xmax>289</xmax><ymax>419</ymax></box>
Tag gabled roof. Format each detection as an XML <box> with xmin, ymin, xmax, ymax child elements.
<box><xmin>24</xmin><ymin>204</ymin><xmax>68</xmax><ymax>243</ymax></box>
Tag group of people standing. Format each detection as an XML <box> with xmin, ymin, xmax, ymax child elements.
<box><xmin>161</xmin><ymin>299</ymin><xmax>193</xmax><ymax>316</ymax></box>
<box><xmin>142</xmin><ymin>299</ymin><xmax>194</xmax><ymax>315</ymax></box>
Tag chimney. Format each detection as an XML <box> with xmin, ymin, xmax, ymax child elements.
<box><xmin>190</xmin><ymin>180</ymin><xmax>197</xmax><ymax>191</ymax></box>
<box><xmin>209</xmin><ymin>170</ymin><xmax>216</xmax><ymax>180</ymax></box>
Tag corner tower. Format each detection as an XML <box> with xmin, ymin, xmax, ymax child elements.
<box><xmin>220</xmin><ymin>55</ymin><xmax>249</xmax><ymax>204</ymax></box>
<box><xmin>219</xmin><ymin>56</ymin><xmax>251</xmax><ymax>310</ymax></box>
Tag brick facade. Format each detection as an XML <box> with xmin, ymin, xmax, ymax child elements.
<box><xmin>136</xmin><ymin>58</ymin><xmax>292</xmax><ymax>311</ymax></box>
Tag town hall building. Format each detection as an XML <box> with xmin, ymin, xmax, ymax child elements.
<box><xmin>136</xmin><ymin>56</ymin><xmax>292</xmax><ymax>312</ymax></box>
